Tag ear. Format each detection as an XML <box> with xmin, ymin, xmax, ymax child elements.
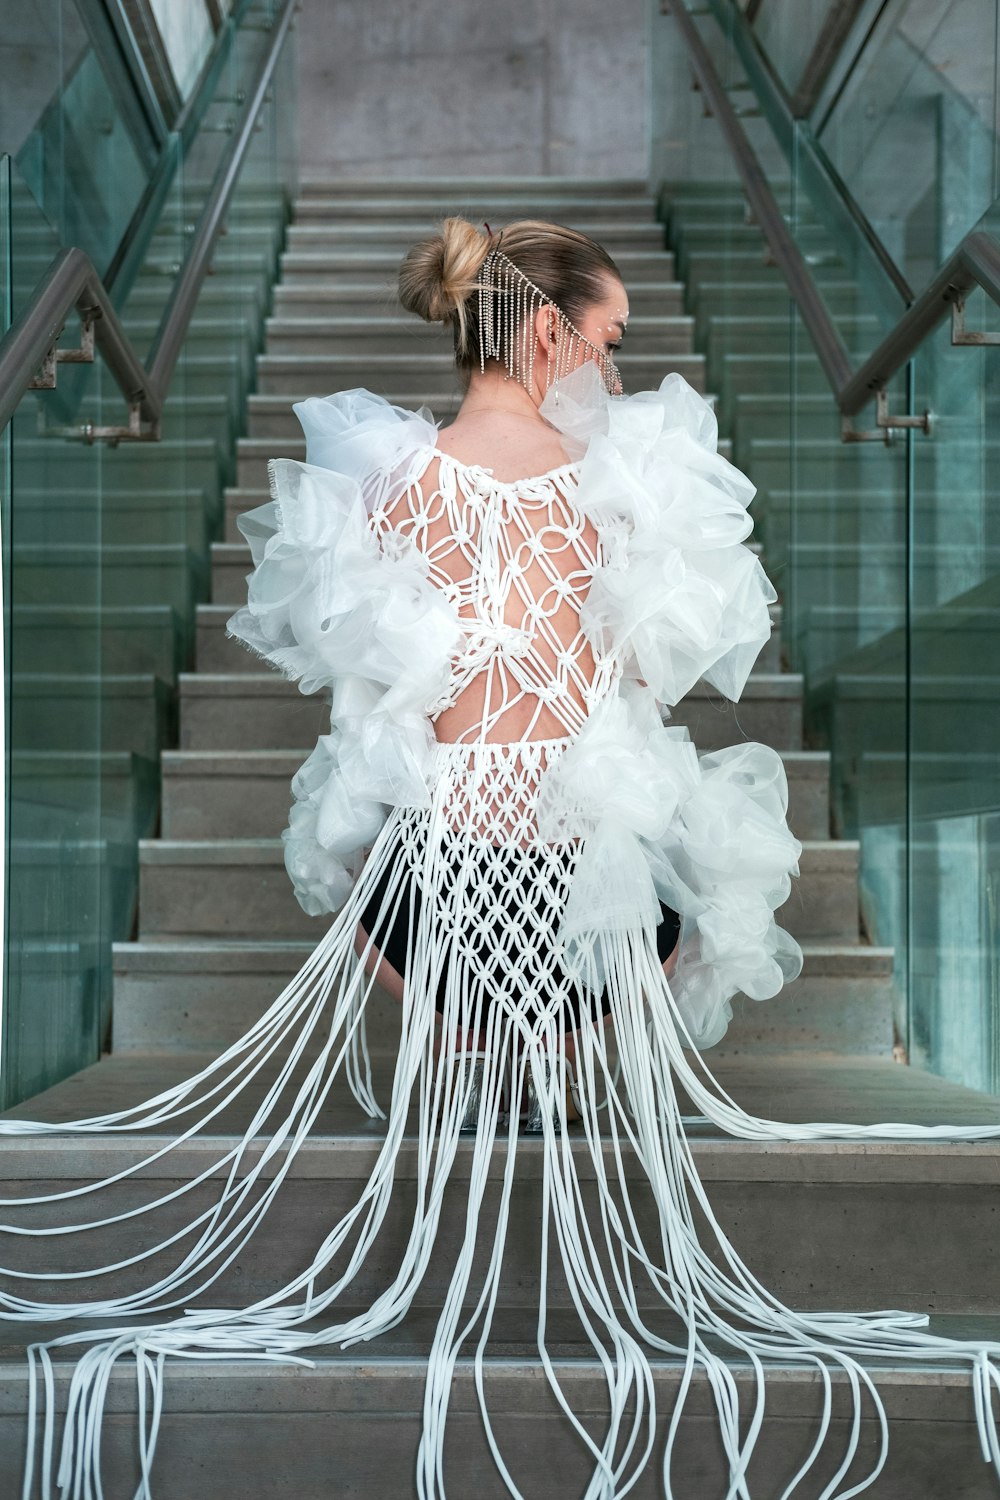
<box><xmin>534</xmin><ymin>301</ymin><xmax>558</xmax><ymax>353</ymax></box>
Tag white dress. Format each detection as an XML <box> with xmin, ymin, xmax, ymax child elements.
<box><xmin>2</xmin><ymin>361</ymin><xmax>1000</xmax><ymax>1499</ymax></box>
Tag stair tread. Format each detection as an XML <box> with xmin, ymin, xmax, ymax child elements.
<box><xmin>5</xmin><ymin>1050</ymin><xmax>998</xmax><ymax>1143</ymax></box>
<box><xmin>2</xmin><ymin>1308</ymin><xmax>998</xmax><ymax>1379</ymax></box>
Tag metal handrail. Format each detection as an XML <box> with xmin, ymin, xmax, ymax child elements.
<box><xmin>703</xmin><ymin>0</ymin><xmax>910</xmax><ymax>318</ymax></box>
<box><xmin>0</xmin><ymin>0</ymin><xmax>297</xmax><ymax>444</ymax></box>
<box><xmin>103</xmin><ymin>0</ymin><xmax>259</xmax><ymax>308</ymax></box>
<box><xmin>665</xmin><ymin>0</ymin><xmax>1000</xmax><ymax>440</ymax></box>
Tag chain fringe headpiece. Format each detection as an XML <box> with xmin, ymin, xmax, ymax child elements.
<box><xmin>475</xmin><ymin>239</ymin><xmax>623</xmax><ymax>399</ymax></box>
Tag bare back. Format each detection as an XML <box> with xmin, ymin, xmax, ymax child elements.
<box><xmin>369</xmin><ymin>447</ymin><xmax>620</xmax><ymax>748</ymax></box>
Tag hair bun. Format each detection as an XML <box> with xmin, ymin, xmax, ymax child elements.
<box><xmin>398</xmin><ymin>216</ymin><xmax>491</xmax><ymax>327</ymax></box>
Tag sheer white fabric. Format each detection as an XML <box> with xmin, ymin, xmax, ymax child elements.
<box><xmin>227</xmin><ymin>362</ymin><xmax>801</xmax><ymax>1048</ymax></box>
<box><xmin>2</xmin><ymin>362</ymin><xmax>1000</xmax><ymax>1500</ymax></box>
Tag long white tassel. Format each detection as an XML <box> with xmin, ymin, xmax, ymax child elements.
<box><xmin>3</xmin><ymin>805</ymin><xmax>1000</xmax><ymax>1498</ymax></box>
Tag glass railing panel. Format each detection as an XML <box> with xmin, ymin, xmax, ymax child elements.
<box><xmin>0</xmin><ymin>1</ymin><xmax>296</xmax><ymax>1107</ymax></box>
<box><xmin>817</xmin><ymin>0</ymin><xmax>1000</xmax><ymax>295</ymax></box>
<box><xmin>907</xmin><ymin>290</ymin><xmax>1000</xmax><ymax>1092</ymax></box>
<box><xmin>149</xmin><ymin>0</ymin><xmax>217</xmax><ymax>101</ymax></box>
<box><xmin>162</xmin><ymin>11</ymin><xmax>292</xmax><ymax>501</ymax></box>
<box><xmin>1</xmin><ymin>157</ymin><xmax>9</xmax><ymax>1101</ymax></box>
<box><xmin>749</xmin><ymin>0</ymin><xmax>843</xmax><ymax>97</ymax></box>
<box><xmin>20</xmin><ymin>45</ymin><xmax>149</xmax><ymax>282</ymax></box>
<box><xmin>696</xmin><ymin>0</ymin><xmax>911</xmax><ymax>345</ymax></box>
<box><xmin>780</xmin><ymin>123</ymin><xmax>913</xmax><ymax>1056</ymax></box>
<box><xmin>0</xmin><ymin>3</ymin><xmax>89</xmax><ymax>164</ymax></box>
<box><xmin>178</xmin><ymin>1</ymin><xmax>281</xmax><ymax>240</ymax></box>
<box><xmin>662</xmin><ymin>0</ymin><xmax>1000</xmax><ymax>1096</ymax></box>
<box><xmin>659</xmin><ymin>3</ymin><xmax>915</xmax><ymax>1059</ymax></box>
<box><xmin>8</xmin><ymin>0</ymin><xmax>155</xmax><ymax>287</ymax></box>
<box><xmin>0</xmin><ymin>155</ymin><xmax>108</xmax><ymax>1109</ymax></box>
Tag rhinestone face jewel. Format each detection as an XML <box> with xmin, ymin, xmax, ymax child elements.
<box><xmin>475</xmin><ymin>247</ymin><xmax>623</xmax><ymax>398</ymax></box>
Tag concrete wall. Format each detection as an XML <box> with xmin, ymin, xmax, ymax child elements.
<box><xmin>0</xmin><ymin>5</ymin><xmax>88</xmax><ymax>161</ymax></box>
<box><xmin>293</xmin><ymin>0</ymin><xmax>652</xmax><ymax>180</ymax></box>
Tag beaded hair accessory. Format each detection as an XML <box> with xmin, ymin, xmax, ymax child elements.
<box><xmin>474</xmin><ymin>240</ymin><xmax>623</xmax><ymax>399</ymax></box>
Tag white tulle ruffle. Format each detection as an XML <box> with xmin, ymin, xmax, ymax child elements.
<box><xmin>540</xmin><ymin>362</ymin><xmax>777</xmax><ymax>706</ymax></box>
<box><xmin>225</xmin><ymin>392</ymin><xmax>462</xmax><ymax>915</ymax></box>
<box><xmin>226</xmin><ymin>375</ymin><xmax>801</xmax><ymax>1038</ymax></box>
<box><xmin>536</xmin><ymin>681</ymin><xmax>803</xmax><ymax>1048</ymax></box>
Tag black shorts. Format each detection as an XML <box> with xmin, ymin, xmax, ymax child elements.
<box><xmin>357</xmin><ymin>841</ymin><xmax>682</xmax><ymax>1025</ymax></box>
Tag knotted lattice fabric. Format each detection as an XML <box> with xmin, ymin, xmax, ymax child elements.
<box><xmin>6</xmin><ymin>361</ymin><xmax>1000</xmax><ymax>1500</ymax></box>
<box><xmin>227</xmin><ymin>362</ymin><xmax>801</xmax><ymax>1051</ymax></box>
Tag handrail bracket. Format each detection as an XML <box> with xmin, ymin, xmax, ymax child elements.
<box><xmin>952</xmin><ymin>294</ymin><xmax>1000</xmax><ymax>347</ymax></box>
<box><xmin>842</xmin><ymin>390</ymin><xmax>932</xmax><ymax>445</ymax></box>
<box><xmin>28</xmin><ymin>310</ymin><xmax>97</xmax><ymax>390</ymax></box>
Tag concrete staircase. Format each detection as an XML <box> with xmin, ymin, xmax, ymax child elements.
<box><xmin>3</xmin><ymin>179</ymin><xmax>1000</xmax><ymax>1497</ymax></box>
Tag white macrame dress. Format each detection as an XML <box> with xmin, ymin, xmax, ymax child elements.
<box><xmin>3</xmin><ymin>361</ymin><xmax>1000</xmax><ymax>1500</ymax></box>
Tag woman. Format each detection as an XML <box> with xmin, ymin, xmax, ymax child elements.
<box><xmin>2</xmin><ymin>216</ymin><xmax>1000</xmax><ymax>1499</ymax></box>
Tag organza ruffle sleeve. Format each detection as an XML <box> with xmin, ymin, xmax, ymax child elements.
<box><xmin>539</xmin><ymin>363</ymin><xmax>777</xmax><ymax>707</ymax></box>
<box><xmin>225</xmin><ymin>388</ymin><xmax>449</xmax><ymax>698</ymax></box>
<box><xmin>536</xmin><ymin>365</ymin><xmax>800</xmax><ymax>1049</ymax></box>
<box><xmin>537</xmin><ymin>682</ymin><xmax>803</xmax><ymax>1050</ymax></box>
<box><xmin>225</xmin><ymin>391</ymin><xmax>463</xmax><ymax>916</ymax></box>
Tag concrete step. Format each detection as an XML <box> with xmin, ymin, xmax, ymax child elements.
<box><xmin>284</xmin><ymin>222</ymin><xmax>667</xmax><ymax>253</ymax></box>
<box><xmin>659</xmin><ymin>179</ymin><xmax>792</xmax><ymax>204</ymax></box>
<box><xmin>11</xmin><ymin>749</ymin><xmax>158</xmax><ymax>838</ymax></box>
<box><xmin>262</xmin><ymin>314</ymin><xmax>695</xmax><ymax>357</ymax></box>
<box><xmin>680</xmin><ymin>252</ymin><xmax>846</xmax><ymax>302</ymax></box>
<box><xmin>816</xmin><ymin>673</ymin><xmax>999</xmax><ymax>762</ymax></box>
<box><xmin>12</xmin><ymin>605</ymin><xmax>184</xmax><ymax>678</ymax></box>
<box><xmin>730</xmin><ymin>392</ymin><xmax>846</xmax><ymax>445</ymax></box>
<box><xmin>4</xmin><ymin>1328</ymin><xmax>1000</xmax><ymax>1498</ymax></box>
<box><xmin>293</xmin><ymin>189</ymin><xmax>656</xmax><ymax>219</ymax></box>
<box><xmin>740</xmin><ymin>491</ymin><xmax>923</xmax><ymax>548</ymax></box>
<box><xmin>715</xmin><ymin>353</ymin><xmax>870</xmax><ymax>410</ymax></box>
<box><xmin>134</xmin><ymin>833</ymin><xmax>848</xmax><ymax>943</ymax></box>
<box><xmin>126</xmin><ymin>281</ymin><xmax>269</xmax><ymax>318</ymax></box>
<box><xmin>12</xmin><ymin>674</ymin><xmax>175</xmax><ymax>757</ymax></box>
<box><xmin>705</xmin><ymin>313</ymin><xmax>882</xmax><ymax>359</ymax></box>
<box><xmin>7</xmin><ymin>835</ymin><xmax>139</xmax><ymax>940</ymax></box>
<box><xmin>109</xmin><ymin>940</ymin><xmax>892</xmax><ymax>1055</ymax></box>
<box><xmin>251</xmin><ymin>351</ymin><xmax>706</xmax><ymax>398</ymax></box>
<box><xmin>744</xmin><ymin>544</ymin><xmax>983</xmax><ymax>588</ymax></box>
<box><xmin>689</xmin><ymin>279</ymin><xmax>864</xmax><ymax>336</ymax></box>
<box><xmin>114</xmin><ymin>314</ymin><xmax>261</xmax><ymax>354</ymax></box>
<box><xmin>165</xmin><ymin>712</ymin><xmax>803</xmax><ymax>827</ymax></box>
<box><xmin>295</xmin><ymin>175</ymin><xmax>653</xmax><ymax>200</ymax></box>
<box><xmin>672</xmin><ymin>222</ymin><xmax>835</xmax><ymax>258</ymax></box>
<box><xmin>681</xmin><ymin>250</ymin><xmax>847</xmax><ymax>292</ymax></box>
<box><xmin>178</xmin><ymin>671</ymin><xmax>803</xmax><ymax>756</ymax></box>
<box><xmin>149</xmin><ymin>223</ymin><xmax>282</xmax><ymax>262</ymax></box>
<box><xmin>11</xmin><ymin>437</ymin><xmax>221</xmax><ymax>490</ymax></box>
<box><xmin>742</xmin><ymin>439</ymin><xmax>1000</xmax><ymax>495</ymax></box>
<box><xmin>271</xmin><ymin>278</ymin><xmax>688</xmax><ymax>320</ymax></box>
<box><xmin>135</xmin><ymin>246</ymin><xmax>276</xmax><ymax>283</ymax></box>
<box><xmin>11</xmin><ymin>487</ymin><xmax>215</xmax><ymax>549</ymax></box>
<box><xmin>11</xmin><ymin>544</ymin><xmax>208</xmax><ymax>615</ymax></box>
<box><xmin>278</xmin><ymin>248</ymin><xmax>677</xmax><ymax>282</ymax></box>
<box><xmin>664</xmin><ymin>197</ymin><xmax>802</xmax><ymax>227</ymax></box>
<box><xmin>161</xmin><ymin>737</ymin><xmax>826</xmax><ymax>842</ymax></box>
<box><xmin>73</xmin><ymin>388</ymin><xmax>239</xmax><ymax>444</ymax></box>
<box><xmin>7</xmin><ymin>1052</ymin><xmax>1000</xmax><ymax>1320</ymax></box>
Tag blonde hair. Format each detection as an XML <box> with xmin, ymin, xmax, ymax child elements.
<box><xmin>398</xmin><ymin>215</ymin><xmax>623</xmax><ymax>383</ymax></box>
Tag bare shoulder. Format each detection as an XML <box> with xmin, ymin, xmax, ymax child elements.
<box><xmin>435</xmin><ymin>418</ymin><xmax>572</xmax><ymax>483</ymax></box>
<box><xmin>385</xmin><ymin>449</ymin><xmax>442</xmax><ymax>513</ymax></box>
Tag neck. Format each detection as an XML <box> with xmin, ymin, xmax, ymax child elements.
<box><xmin>457</xmin><ymin>367</ymin><xmax>548</xmax><ymax>424</ymax></box>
